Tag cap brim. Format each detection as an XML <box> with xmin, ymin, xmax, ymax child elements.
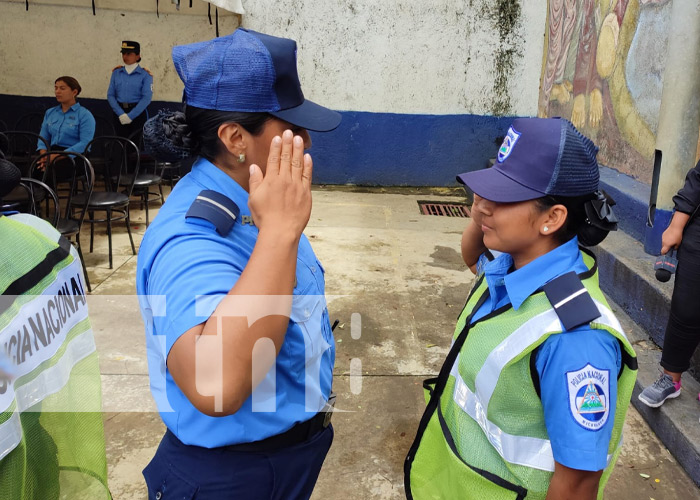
<box><xmin>270</xmin><ymin>99</ymin><xmax>342</xmax><ymax>132</ymax></box>
<box><xmin>456</xmin><ymin>167</ymin><xmax>546</xmax><ymax>203</ymax></box>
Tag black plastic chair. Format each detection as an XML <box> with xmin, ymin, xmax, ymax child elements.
<box><xmin>83</xmin><ymin>136</ymin><xmax>139</xmax><ymax>269</ymax></box>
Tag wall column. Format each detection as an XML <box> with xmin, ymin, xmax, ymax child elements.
<box><xmin>645</xmin><ymin>0</ymin><xmax>700</xmax><ymax>254</ymax></box>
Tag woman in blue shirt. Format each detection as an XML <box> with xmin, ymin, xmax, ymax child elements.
<box><xmin>137</xmin><ymin>29</ymin><xmax>341</xmax><ymax>500</ymax></box>
<box><xmin>405</xmin><ymin>118</ymin><xmax>638</xmax><ymax>500</ymax></box>
<box><xmin>36</xmin><ymin>76</ymin><xmax>95</xmax><ymax>169</ymax></box>
<box><xmin>107</xmin><ymin>41</ymin><xmax>153</xmax><ymax>139</ymax></box>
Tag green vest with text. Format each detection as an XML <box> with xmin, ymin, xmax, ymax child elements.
<box><xmin>405</xmin><ymin>250</ymin><xmax>637</xmax><ymax>500</ymax></box>
<box><xmin>0</xmin><ymin>214</ymin><xmax>110</xmax><ymax>500</ymax></box>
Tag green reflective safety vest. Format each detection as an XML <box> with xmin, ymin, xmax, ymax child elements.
<box><xmin>405</xmin><ymin>249</ymin><xmax>637</xmax><ymax>500</ymax></box>
<box><xmin>0</xmin><ymin>214</ymin><xmax>110</xmax><ymax>500</ymax></box>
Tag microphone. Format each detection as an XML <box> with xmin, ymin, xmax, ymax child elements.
<box><xmin>654</xmin><ymin>249</ymin><xmax>678</xmax><ymax>283</ymax></box>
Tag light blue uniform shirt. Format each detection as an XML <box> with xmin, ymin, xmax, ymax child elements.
<box><xmin>471</xmin><ymin>237</ymin><xmax>621</xmax><ymax>471</ymax></box>
<box><xmin>36</xmin><ymin>103</ymin><xmax>95</xmax><ymax>152</ymax></box>
<box><xmin>107</xmin><ymin>66</ymin><xmax>153</xmax><ymax>120</ymax></box>
<box><xmin>137</xmin><ymin>158</ymin><xmax>335</xmax><ymax>448</ymax></box>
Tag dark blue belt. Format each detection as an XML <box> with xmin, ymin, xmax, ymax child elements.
<box><xmin>119</xmin><ymin>102</ymin><xmax>137</xmax><ymax>111</ymax></box>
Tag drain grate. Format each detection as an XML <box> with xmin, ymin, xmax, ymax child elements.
<box><xmin>418</xmin><ymin>201</ymin><xmax>471</xmax><ymax>218</ymax></box>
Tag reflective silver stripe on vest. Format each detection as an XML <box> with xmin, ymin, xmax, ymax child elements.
<box><xmin>0</xmin><ymin>411</ymin><xmax>21</xmax><ymax>461</ymax></box>
<box><xmin>451</xmin><ymin>299</ymin><xmax>622</xmax><ymax>471</ymax></box>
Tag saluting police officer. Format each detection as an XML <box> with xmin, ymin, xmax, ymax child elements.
<box><xmin>136</xmin><ymin>29</ymin><xmax>341</xmax><ymax>499</ymax></box>
<box><xmin>107</xmin><ymin>40</ymin><xmax>153</xmax><ymax>139</ymax></box>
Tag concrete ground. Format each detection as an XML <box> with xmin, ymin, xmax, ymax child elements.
<box><xmin>80</xmin><ymin>185</ymin><xmax>700</xmax><ymax>499</ymax></box>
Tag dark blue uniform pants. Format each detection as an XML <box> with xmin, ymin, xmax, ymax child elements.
<box><xmin>143</xmin><ymin>425</ymin><xmax>333</xmax><ymax>500</ymax></box>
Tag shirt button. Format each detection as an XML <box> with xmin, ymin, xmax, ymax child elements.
<box><xmin>304</xmin><ymin>309</ymin><xmax>311</xmax><ymax>318</ymax></box>
<box><xmin>311</xmin><ymin>266</ymin><xmax>317</xmax><ymax>274</ymax></box>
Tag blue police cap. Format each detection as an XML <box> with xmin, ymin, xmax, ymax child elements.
<box><xmin>172</xmin><ymin>29</ymin><xmax>341</xmax><ymax>132</ymax></box>
<box><xmin>457</xmin><ymin>117</ymin><xmax>600</xmax><ymax>202</ymax></box>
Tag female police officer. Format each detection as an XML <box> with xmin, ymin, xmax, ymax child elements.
<box><xmin>107</xmin><ymin>41</ymin><xmax>153</xmax><ymax>138</ymax></box>
<box><xmin>405</xmin><ymin>118</ymin><xmax>638</xmax><ymax>500</ymax></box>
<box><xmin>136</xmin><ymin>29</ymin><xmax>341</xmax><ymax>499</ymax></box>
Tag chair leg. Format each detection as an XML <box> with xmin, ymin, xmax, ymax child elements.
<box><xmin>158</xmin><ymin>183</ymin><xmax>164</xmax><ymax>204</ymax></box>
<box><xmin>107</xmin><ymin>208</ymin><xmax>113</xmax><ymax>269</ymax></box>
<box><xmin>89</xmin><ymin>212</ymin><xmax>95</xmax><ymax>253</ymax></box>
<box><xmin>125</xmin><ymin>208</ymin><xmax>136</xmax><ymax>255</ymax></box>
<box><xmin>75</xmin><ymin>234</ymin><xmax>91</xmax><ymax>293</ymax></box>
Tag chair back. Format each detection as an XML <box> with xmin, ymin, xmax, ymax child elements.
<box><xmin>86</xmin><ymin>136</ymin><xmax>140</xmax><ymax>196</ymax></box>
<box><xmin>14</xmin><ymin>178</ymin><xmax>60</xmax><ymax>227</ymax></box>
<box><xmin>94</xmin><ymin>114</ymin><xmax>115</xmax><ymax>138</ymax></box>
<box><xmin>3</xmin><ymin>131</ymin><xmax>51</xmax><ymax>175</ymax></box>
<box><xmin>0</xmin><ymin>120</ymin><xmax>7</xmax><ymax>133</ymax></box>
<box><xmin>29</xmin><ymin>151</ymin><xmax>95</xmax><ymax>234</ymax></box>
<box><xmin>0</xmin><ymin>132</ymin><xmax>8</xmax><ymax>159</ymax></box>
<box><xmin>13</xmin><ymin>111</ymin><xmax>46</xmax><ymax>133</ymax></box>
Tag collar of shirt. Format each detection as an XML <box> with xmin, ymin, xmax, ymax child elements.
<box><xmin>482</xmin><ymin>236</ymin><xmax>586</xmax><ymax>312</ymax></box>
<box><xmin>124</xmin><ymin>63</ymin><xmax>139</xmax><ymax>74</ymax></box>
<box><xmin>188</xmin><ymin>157</ymin><xmax>251</xmax><ymax>215</ymax></box>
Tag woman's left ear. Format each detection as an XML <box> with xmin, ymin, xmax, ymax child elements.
<box><xmin>541</xmin><ymin>204</ymin><xmax>567</xmax><ymax>235</ymax></box>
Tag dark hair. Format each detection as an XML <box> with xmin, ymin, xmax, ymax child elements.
<box><xmin>55</xmin><ymin>76</ymin><xmax>81</xmax><ymax>96</ymax></box>
<box><xmin>159</xmin><ymin>105</ymin><xmax>270</xmax><ymax>162</ymax></box>
<box><xmin>535</xmin><ymin>191</ymin><xmax>616</xmax><ymax>247</ymax></box>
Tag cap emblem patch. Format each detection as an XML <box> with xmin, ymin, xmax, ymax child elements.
<box><xmin>497</xmin><ymin>126</ymin><xmax>521</xmax><ymax>163</ymax></box>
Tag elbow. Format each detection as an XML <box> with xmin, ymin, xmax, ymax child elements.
<box><xmin>187</xmin><ymin>378</ymin><xmax>250</xmax><ymax>418</ymax></box>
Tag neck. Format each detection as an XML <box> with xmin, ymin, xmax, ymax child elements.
<box><xmin>61</xmin><ymin>100</ymin><xmax>75</xmax><ymax>112</ymax></box>
<box><xmin>511</xmin><ymin>239</ymin><xmax>559</xmax><ymax>270</ymax></box>
<box><xmin>212</xmin><ymin>158</ymin><xmax>250</xmax><ymax>192</ymax></box>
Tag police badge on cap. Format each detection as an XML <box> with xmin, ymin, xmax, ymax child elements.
<box><xmin>121</xmin><ymin>41</ymin><xmax>140</xmax><ymax>54</ymax></box>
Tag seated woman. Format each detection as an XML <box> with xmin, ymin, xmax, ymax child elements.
<box><xmin>405</xmin><ymin>117</ymin><xmax>638</xmax><ymax>500</ymax></box>
<box><xmin>36</xmin><ymin>76</ymin><xmax>95</xmax><ymax>170</ymax></box>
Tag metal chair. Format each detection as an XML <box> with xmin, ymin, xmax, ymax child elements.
<box><xmin>13</xmin><ymin>177</ymin><xmax>60</xmax><ymax>227</ymax></box>
<box><xmin>82</xmin><ymin>136</ymin><xmax>139</xmax><ymax>269</ymax></box>
<box><xmin>35</xmin><ymin>152</ymin><xmax>95</xmax><ymax>292</ymax></box>
<box><xmin>126</xmin><ymin>129</ymin><xmax>165</xmax><ymax>226</ymax></box>
<box><xmin>3</xmin><ymin>131</ymin><xmax>50</xmax><ymax>176</ymax></box>
<box><xmin>13</xmin><ymin>111</ymin><xmax>46</xmax><ymax>134</ymax></box>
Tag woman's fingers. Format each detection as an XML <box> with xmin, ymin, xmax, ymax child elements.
<box><xmin>290</xmin><ymin>135</ymin><xmax>305</xmax><ymax>180</ymax></box>
<box><xmin>301</xmin><ymin>153</ymin><xmax>313</xmax><ymax>185</ymax></box>
<box><xmin>265</xmin><ymin>135</ymin><xmax>282</xmax><ymax>177</ymax></box>
<box><xmin>278</xmin><ymin>130</ymin><xmax>294</xmax><ymax>178</ymax></box>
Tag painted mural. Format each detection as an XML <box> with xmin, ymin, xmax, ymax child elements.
<box><xmin>536</xmin><ymin>0</ymin><xmax>695</xmax><ymax>183</ymax></box>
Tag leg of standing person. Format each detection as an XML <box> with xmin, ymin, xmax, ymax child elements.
<box><xmin>639</xmin><ymin>217</ymin><xmax>700</xmax><ymax>407</ymax></box>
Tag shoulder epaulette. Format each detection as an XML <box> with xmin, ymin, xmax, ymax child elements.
<box><xmin>542</xmin><ymin>271</ymin><xmax>601</xmax><ymax>331</ymax></box>
<box><xmin>185</xmin><ymin>190</ymin><xmax>240</xmax><ymax>236</ymax></box>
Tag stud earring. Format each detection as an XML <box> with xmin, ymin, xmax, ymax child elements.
<box><xmin>543</xmin><ymin>226</ymin><xmax>549</xmax><ymax>232</ymax></box>
<box><xmin>237</xmin><ymin>153</ymin><xmax>246</xmax><ymax>163</ymax></box>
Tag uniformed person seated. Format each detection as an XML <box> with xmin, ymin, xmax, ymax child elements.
<box><xmin>107</xmin><ymin>40</ymin><xmax>153</xmax><ymax>139</ymax></box>
<box><xmin>136</xmin><ymin>29</ymin><xmax>341</xmax><ymax>500</ymax></box>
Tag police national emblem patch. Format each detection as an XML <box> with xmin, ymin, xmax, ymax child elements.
<box><xmin>567</xmin><ymin>363</ymin><xmax>610</xmax><ymax>431</ymax></box>
<box><xmin>497</xmin><ymin>126</ymin><xmax>521</xmax><ymax>163</ymax></box>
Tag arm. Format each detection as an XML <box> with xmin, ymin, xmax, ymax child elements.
<box><xmin>167</xmin><ymin>131</ymin><xmax>313</xmax><ymax>416</ymax></box>
<box><xmin>461</xmin><ymin>194</ymin><xmax>487</xmax><ymax>273</ymax></box>
<box><xmin>660</xmin><ymin>211</ymin><xmax>690</xmax><ymax>254</ymax></box>
<box><xmin>107</xmin><ymin>72</ymin><xmax>124</xmax><ymax>116</ymax></box>
<box><xmin>127</xmin><ymin>72</ymin><xmax>153</xmax><ymax>120</ymax></box>
<box><xmin>64</xmin><ymin>109</ymin><xmax>95</xmax><ymax>153</ymax></box>
<box><xmin>672</xmin><ymin>160</ymin><xmax>700</xmax><ymax>216</ymax></box>
<box><xmin>36</xmin><ymin>110</ymin><xmax>51</xmax><ymax>150</ymax></box>
<box><xmin>546</xmin><ymin>462</ymin><xmax>603</xmax><ymax>500</ymax></box>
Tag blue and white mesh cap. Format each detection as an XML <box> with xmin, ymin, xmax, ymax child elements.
<box><xmin>172</xmin><ymin>29</ymin><xmax>341</xmax><ymax>132</ymax></box>
<box><xmin>457</xmin><ymin>117</ymin><xmax>600</xmax><ymax>202</ymax></box>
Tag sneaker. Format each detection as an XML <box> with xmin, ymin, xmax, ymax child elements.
<box><xmin>638</xmin><ymin>373</ymin><xmax>681</xmax><ymax>408</ymax></box>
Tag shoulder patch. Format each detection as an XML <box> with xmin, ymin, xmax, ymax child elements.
<box><xmin>185</xmin><ymin>190</ymin><xmax>240</xmax><ymax>236</ymax></box>
<box><xmin>543</xmin><ymin>271</ymin><xmax>600</xmax><ymax>331</ymax></box>
<box><xmin>567</xmin><ymin>363</ymin><xmax>610</xmax><ymax>431</ymax></box>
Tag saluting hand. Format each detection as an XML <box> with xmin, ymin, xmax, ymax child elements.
<box><xmin>248</xmin><ymin>129</ymin><xmax>313</xmax><ymax>239</ymax></box>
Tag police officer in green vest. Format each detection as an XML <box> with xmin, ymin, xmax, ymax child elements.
<box><xmin>405</xmin><ymin>118</ymin><xmax>637</xmax><ymax>500</ymax></box>
<box><xmin>0</xmin><ymin>160</ymin><xmax>110</xmax><ymax>499</ymax></box>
